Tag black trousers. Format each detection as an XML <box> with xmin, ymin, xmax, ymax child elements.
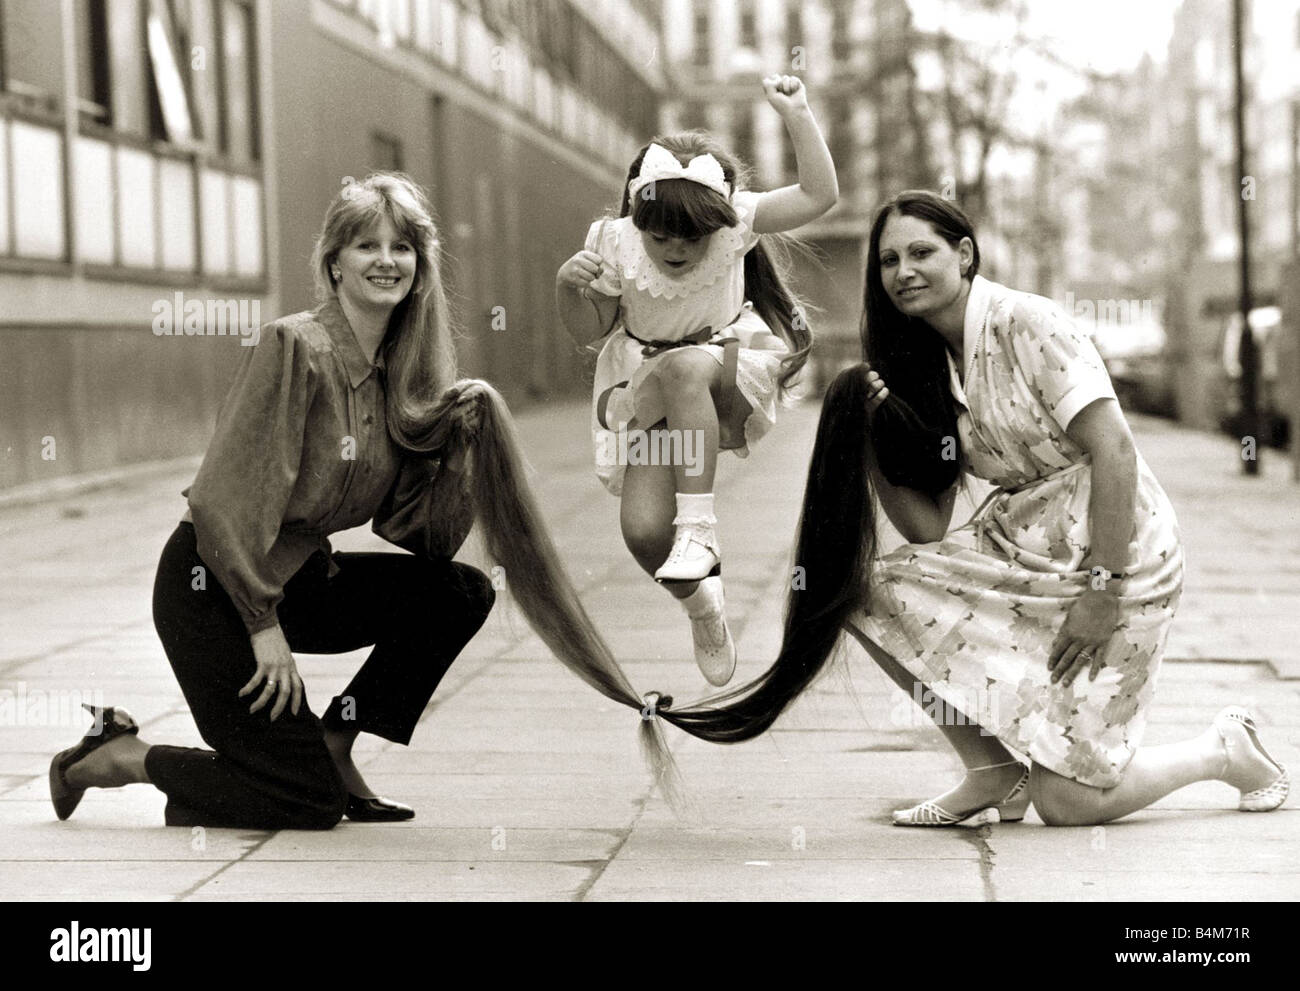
<box><xmin>145</xmin><ymin>522</ymin><xmax>494</xmax><ymax>830</ymax></box>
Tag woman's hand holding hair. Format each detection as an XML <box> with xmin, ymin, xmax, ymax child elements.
<box><xmin>1047</xmin><ymin>590</ymin><xmax>1120</xmax><ymax>688</ymax></box>
<box><xmin>242</xmin><ymin>624</ymin><xmax>303</xmax><ymax>721</ymax></box>
<box><xmin>430</xmin><ymin>380</ymin><xmax>487</xmax><ymax>473</ymax></box>
<box><xmin>865</xmin><ymin>364</ymin><xmax>890</xmax><ymax>414</ymax></box>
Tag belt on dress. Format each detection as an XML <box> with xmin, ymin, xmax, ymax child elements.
<box><xmin>616</xmin><ymin>319</ymin><xmax>743</xmax><ymax>426</ymax></box>
<box><xmin>962</xmin><ymin>456</ymin><xmax>1092</xmax><ymax>552</ymax></box>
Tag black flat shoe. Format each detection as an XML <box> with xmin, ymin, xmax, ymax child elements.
<box><xmin>49</xmin><ymin>705</ymin><xmax>139</xmax><ymax>821</ymax></box>
<box><xmin>345</xmin><ymin>794</ymin><xmax>415</xmax><ymax>822</ymax></box>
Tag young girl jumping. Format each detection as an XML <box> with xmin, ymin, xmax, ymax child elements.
<box><xmin>556</xmin><ymin>75</ymin><xmax>837</xmax><ymax>687</ymax></box>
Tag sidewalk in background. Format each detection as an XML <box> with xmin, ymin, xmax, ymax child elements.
<box><xmin>1</xmin><ymin>401</ymin><xmax>1295</xmax><ymax>901</ymax></box>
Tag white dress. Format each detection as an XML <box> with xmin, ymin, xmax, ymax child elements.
<box><xmin>584</xmin><ymin>190</ymin><xmax>790</xmax><ymax>495</ymax></box>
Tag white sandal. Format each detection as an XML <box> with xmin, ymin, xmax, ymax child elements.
<box><xmin>892</xmin><ymin>760</ymin><xmax>1031</xmax><ymax>827</ymax></box>
<box><xmin>1213</xmin><ymin>706</ymin><xmax>1289</xmax><ymax>812</ymax></box>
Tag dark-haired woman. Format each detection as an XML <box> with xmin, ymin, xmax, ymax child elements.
<box><xmin>556</xmin><ymin>73</ymin><xmax>836</xmax><ymax>690</ymax></box>
<box><xmin>641</xmin><ymin>189</ymin><xmax>1288</xmax><ymax>826</ymax></box>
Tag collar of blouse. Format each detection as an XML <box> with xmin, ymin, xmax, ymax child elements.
<box><xmin>317</xmin><ymin>295</ymin><xmax>388</xmax><ymax>388</ymax></box>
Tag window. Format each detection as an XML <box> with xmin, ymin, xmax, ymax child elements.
<box><xmin>75</xmin><ymin>0</ymin><xmax>112</xmax><ymax>125</ymax></box>
<box><xmin>1</xmin><ymin>0</ymin><xmax>66</xmax><ymax>111</ymax></box>
<box><xmin>693</xmin><ymin>0</ymin><xmax>709</xmax><ymax>69</ymax></box>
<box><xmin>146</xmin><ymin>0</ymin><xmax>198</xmax><ymax>143</ymax></box>
<box><xmin>739</xmin><ymin>0</ymin><xmax>756</xmax><ymax>50</ymax></box>
<box><xmin>829</xmin><ymin>99</ymin><xmax>854</xmax><ymax>193</ymax></box>
<box><xmin>786</xmin><ymin>5</ymin><xmax>802</xmax><ymax>52</ymax></box>
<box><xmin>831</xmin><ymin>4</ymin><xmax>851</xmax><ymax>64</ymax></box>
<box><xmin>72</xmin><ymin>0</ymin><xmax>255</xmax><ymax>160</ymax></box>
<box><xmin>732</xmin><ymin>103</ymin><xmax>754</xmax><ymax>169</ymax></box>
<box><xmin>216</xmin><ymin>0</ymin><xmax>258</xmax><ymax>162</ymax></box>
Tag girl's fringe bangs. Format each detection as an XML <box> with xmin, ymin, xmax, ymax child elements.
<box><xmin>631</xmin><ymin>178</ymin><xmax>737</xmax><ymax>238</ymax></box>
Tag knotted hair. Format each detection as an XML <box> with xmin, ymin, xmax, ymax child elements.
<box><xmin>423</xmin><ymin>378</ymin><xmax>684</xmax><ymax>804</ymax></box>
<box><xmin>431</xmin><ymin>190</ymin><xmax>975</xmax><ymax>787</ymax></box>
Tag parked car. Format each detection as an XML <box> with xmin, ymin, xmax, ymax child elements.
<box><xmin>1092</xmin><ymin>315</ymin><xmax>1177</xmax><ymax>418</ymax></box>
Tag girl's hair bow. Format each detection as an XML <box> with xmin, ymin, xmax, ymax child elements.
<box><xmin>627</xmin><ymin>143</ymin><xmax>731</xmax><ymax>201</ymax></box>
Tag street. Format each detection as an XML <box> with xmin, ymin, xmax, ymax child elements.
<box><xmin>1</xmin><ymin>398</ymin><xmax>1296</xmax><ymax>901</ymax></box>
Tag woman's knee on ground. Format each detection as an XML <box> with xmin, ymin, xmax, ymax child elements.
<box><xmin>288</xmin><ymin>765</ymin><xmax>349</xmax><ymax>830</ymax></box>
<box><xmin>1029</xmin><ymin>763</ymin><xmax>1107</xmax><ymax>826</ymax></box>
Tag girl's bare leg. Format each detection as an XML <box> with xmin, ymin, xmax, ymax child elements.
<box><xmin>621</xmin><ymin>459</ymin><xmax>695</xmax><ymax>600</ymax></box>
<box><xmin>655</xmin><ymin>349</ymin><xmax>722</xmax><ymax>494</ymax></box>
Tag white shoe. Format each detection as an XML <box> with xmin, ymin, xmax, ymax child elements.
<box><xmin>891</xmin><ymin>761</ymin><xmax>1031</xmax><ymax>827</ymax></box>
<box><xmin>654</xmin><ymin>520</ymin><xmax>721</xmax><ymax>584</ymax></box>
<box><xmin>1213</xmin><ymin>706</ymin><xmax>1289</xmax><ymax>812</ymax></box>
<box><xmin>682</xmin><ymin>576</ymin><xmax>737</xmax><ymax>687</ymax></box>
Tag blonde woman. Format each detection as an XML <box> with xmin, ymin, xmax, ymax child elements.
<box><xmin>51</xmin><ymin>173</ymin><xmax>686</xmax><ymax>829</ymax></box>
<box><xmin>49</xmin><ymin>174</ymin><xmax>494</xmax><ymax>828</ymax></box>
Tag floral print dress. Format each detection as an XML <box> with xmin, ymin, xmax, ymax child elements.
<box><xmin>847</xmin><ymin>275</ymin><xmax>1185</xmax><ymax>787</ymax></box>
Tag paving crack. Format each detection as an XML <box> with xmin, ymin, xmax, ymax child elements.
<box><xmin>960</xmin><ymin>823</ymin><xmax>999</xmax><ymax>901</ymax></box>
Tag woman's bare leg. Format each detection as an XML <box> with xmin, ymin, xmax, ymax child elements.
<box><xmin>846</xmin><ymin>624</ymin><xmax>1025</xmax><ymax>810</ymax></box>
<box><xmin>62</xmin><ymin>734</ymin><xmax>152</xmax><ymax>788</ymax></box>
<box><xmin>1030</xmin><ymin>719</ymin><xmax>1282</xmax><ymax>825</ymax></box>
<box><xmin>846</xmin><ymin>622</ymin><xmax>1288</xmax><ymax>825</ymax></box>
<box><xmin>322</xmin><ymin>725</ymin><xmax>377</xmax><ymax>798</ymax></box>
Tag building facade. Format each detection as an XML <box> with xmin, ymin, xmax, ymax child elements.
<box><xmin>0</xmin><ymin>0</ymin><xmax>664</xmax><ymax>492</ymax></box>
<box><xmin>1160</xmin><ymin>0</ymin><xmax>1300</xmax><ymax>431</ymax></box>
<box><xmin>659</xmin><ymin>0</ymin><xmax>929</xmax><ymax>384</ymax></box>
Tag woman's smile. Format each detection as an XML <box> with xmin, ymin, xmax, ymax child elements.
<box><xmin>335</xmin><ymin>215</ymin><xmax>418</xmax><ymax>312</ymax></box>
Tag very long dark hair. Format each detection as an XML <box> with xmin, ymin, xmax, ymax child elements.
<box><xmin>643</xmin><ymin>190</ymin><xmax>977</xmax><ymax>743</ymax></box>
<box><xmin>617</xmin><ymin>132</ymin><xmax>812</xmax><ymax>394</ymax></box>
<box><xmin>445</xmin><ymin>194</ymin><xmax>978</xmax><ymax>791</ymax></box>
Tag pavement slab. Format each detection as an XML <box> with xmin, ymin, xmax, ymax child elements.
<box><xmin>1</xmin><ymin>402</ymin><xmax>1297</xmax><ymax>901</ymax></box>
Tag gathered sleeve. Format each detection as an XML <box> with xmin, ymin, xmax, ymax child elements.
<box><xmin>371</xmin><ymin>455</ymin><xmax>476</xmax><ymax>560</ymax></box>
<box><xmin>1005</xmin><ymin>296</ymin><xmax>1118</xmax><ymax>432</ymax></box>
<box><xmin>186</xmin><ymin>322</ymin><xmax>316</xmax><ymax>634</ymax></box>
<box><xmin>583</xmin><ymin>218</ymin><xmax>623</xmax><ymax>298</ymax></box>
<box><xmin>730</xmin><ymin>190</ymin><xmax>763</xmax><ymax>253</ymax></box>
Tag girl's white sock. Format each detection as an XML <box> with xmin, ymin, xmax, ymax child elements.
<box><xmin>678</xmin><ymin>575</ymin><xmax>722</xmax><ymax>618</ymax></box>
<box><xmin>673</xmin><ymin>492</ymin><xmax>716</xmax><ymax>525</ymax></box>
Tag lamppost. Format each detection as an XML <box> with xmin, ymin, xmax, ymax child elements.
<box><xmin>1232</xmin><ymin>0</ymin><xmax>1260</xmax><ymax>475</ymax></box>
